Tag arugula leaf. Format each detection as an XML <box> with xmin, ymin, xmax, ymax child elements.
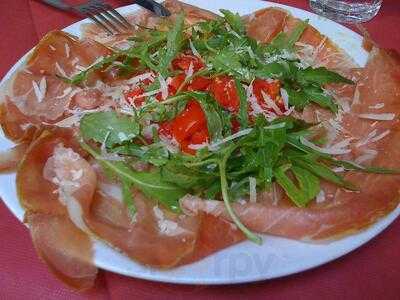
<box><xmin>255</xmin><ymin>62</ymin><xmax>288</xmax><ymax>80</ymax></box>
<box><xmin>298</xmin><ymin>67</ymin><xmax>354</xmax><ymax>85</ymax></box>
<box><xmin>292</xmin><ymin>157</ymin><xmax>357</xmax><ymax>190</ymax></box>
<box><xmin>220</xmin><ymin>9</ymin><xmax>245</xmax><ymax>35</ymax></box>
<box><xmin>287</xmin><ymin>20</ymin><xmax>308</xmax><ymax>48</ymax></box>
<box><xmin>157</xmin><ymin>12</ymin><xmax>185</xmax><ymax>76</ymax></box>
<box><xmin>274</xmin><ymin>164</ymin><xmax>319</xmax><ymax>207</ymax></box>
<box><xmin>264</xmin><ymin>20</ymin><xmax>308</xmax><ymax>53</ymax></box>
<box><xmin>122</xmin><ymin>179</ymin><xmax>136</xmax><ymax>217</ymax></box>
<box><xmin>209</xmin><ymin>48</ymin><xmax>254</xmax><ymax>82</ymax></box>
<box><xmin>284</xmin><ymin>86</ymin><xmax>310</xmax><ymax>110</ymax></box>
<box><xmin>303</xmin><ymin>86</ymin><xmax>338</xmax><ymax>113</ymax></box>
<box><xmin>80</xmin><ymin>112</ymin><xmax>140</xmax><ymax>148</ymax></box>
<box><xmin>81</xmin><ymin>141</ymin><xmax>186</xmax><ymax>213</ymax></box>
<box><xmin>219</xmin><ymin>145</ymin><xmax>263</xmax><ymax>245</ymax></box>
<box><xmin>234</xmin><ymin>78</ymin><xmax>249</xmax><ymax>129</ymax></box>
<box><xmin>161</xmin><ymin>162</ymin><xmax>215</xmax><ymax>190</ymax></box>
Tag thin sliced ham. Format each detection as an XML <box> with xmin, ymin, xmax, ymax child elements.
<box><xmin>16</xmin><ymin>129</ymin><xmax>97</xmax><ymax>289</ymax></box>
<box><xmin>26</xmin><ymin>30</ymin><xmax>112</xmax><ymax>81</ymax></box>
<box><xmin>0</xmin><ymin>142</ymin><xmax>29</xmax><ymax>172</ymax></box>
<box><xmin>83</xmin><ymin>184</ymin><xmax>200</xmax><ymax>268</ymax></box>
<box><xmin>26</xmin><ymin>212</ymin><xmax>97</xmax><ymax>290</ymax></box>
<box><xmin>244</xmin><ymin>7</ymin><xmax>288</xmax><ymax>44</ymax></box>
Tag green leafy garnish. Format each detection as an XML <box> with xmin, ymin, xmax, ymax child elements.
<box><xmin>80</xmin><ymin>111</ymin><xmax>140</xmax><ymax>147</ymax></box>
<box><xmin>81</xmin><ymin>141</ymin><xmax>185</xmax><ymax>213</ymax></box>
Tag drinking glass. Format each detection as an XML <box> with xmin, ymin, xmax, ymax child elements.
<box><xmin>309</xmin><ymin>0</ymin><xmax>383</xmax><ymax>23</ymax></box>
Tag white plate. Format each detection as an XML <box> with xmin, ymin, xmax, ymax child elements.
<box><xmin>1</xmin><ymin>0</ymin><xmax>399</xmax><ymax>285</ymax></box>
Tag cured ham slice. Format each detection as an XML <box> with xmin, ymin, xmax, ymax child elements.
<box><xmin>26</xmin><ymin>30</ymin><xmax>112</xmax><ymax>79</ymax></box>
<box><xmin>0</xmin><ymin>142</ymin><xmax>29</xmax><ymax>172</ymax></box>
<box><xmin>181</xmin><ymin>48</ymin><xmax>400</xmax><ymax>241</ymax></box>
<box><xmin>0</xmin><ymin>30</ymin><xmax>114</xmax><ymax>141</ymax></box>
<box><xmin>11</xmin><ymin>72</ymin><xmax>74</xmax><ymax>122</ymax></box>
<box><xmin>245</xmin><ymin>7</ymin><xmax>356</xmax><ymax>72</ymax></box>
<box><xmin>16</xmin><ymin>129</ymin><xmax>97</xmax><ymax>289</ymax></box>
<box><xmin>25</xmin><ymin>212</ymin><xmax>97</xmax><ymax>291</ymax></box>
<box><xmin>84</xmin><ymin>190</ymin><xmax>200</xmax><ymax>268</ymax></box>
<box><xmin>245</xmin><ymin>8</ymin><xmax>288</xmax><ymax>44</ymax></box>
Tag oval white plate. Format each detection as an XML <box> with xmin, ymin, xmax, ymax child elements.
<box><xmin>1</xmin><ymin>0</ymin><xmax>399</xmax><ymax>285</ymax></box>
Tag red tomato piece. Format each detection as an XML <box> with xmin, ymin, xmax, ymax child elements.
<box><xmin>179</xmin><ymin>139</ymin><xmax>196</xmax><ymax>155</ymax></box>
<box><xmin>158</xmin><ymin>121</ymin><xmax>173</xmax><ymax>139</ymax></box>
<box><xmin>155</xmin><ymin>74</ymin><xmax>186</xmax><ymax>101</ymax></box>
<box><xmin>169</xmin><ymin>74</ymin><xmax>187</xmax><ymax>94</ymax></box>
<box><xmin>124</xmin><ymin>87</ymin><xmax>145</xmax><ymax>107</ymax></box>
<box><xmin>252</xmin><ymin>79</ymin><xmax>285</xmax><ymax>112</ymax></box>
<box><xmin>231</xmin><ymin>118</ymin><xmax>241</xmax><ymax>133</ymax></box>
<box><xmin>171</xmin><ymin>100</ymin><xmax>207</xmax><ymax>143</ymax></box>
<box><xmin>190</xmin><ymin>128</ymin><xmax>209</xmax><ymax>145</ymax></box>
<box><xmin>172</xmin><ymin>54</ymin><xmax>204</xmax><ymax>73</ymax></box>
<box><xmin>187</xmin><ymin>76</ymin><xmax>212</xmax><ymax>91</ymax></box>
<box><xmin>210</xmin><ymin>76</ymin><xmax>240</xmax><ymax>113</ymax></box>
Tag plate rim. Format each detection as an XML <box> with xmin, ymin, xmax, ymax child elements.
<box><xmin>1</xmin><ymin>0</ymin><xmax>399</xmax><ymax>285</ymax></box>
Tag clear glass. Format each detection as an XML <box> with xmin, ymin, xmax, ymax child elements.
<box><xmin>309</xmin><ymin>0</ymin><xmax>383</xmax><ymax>23</ymax></box>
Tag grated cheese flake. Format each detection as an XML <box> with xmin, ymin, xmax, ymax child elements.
<box><xmin>358</xmin><ymin>113</ymin><xmax>395</xmax><ymax>121</ymax></box>
<box><xmin>64</xmin><ymin>43</ymin><xmax>70</xmax><ymax>58</ymax></box>
<box><xmin>249</xmin><ymin>177</ymin><xmax>257</xmax><ymax>203</ymax></box>
<box><xmin>300</xmin><ymin>136</ymin><xmax>351</xmax><ymax>155</ymax></box>
<box><xmin>55</xmin><ymin>62</ymin><xmax>68</xmax><ymax>77</ymax></box>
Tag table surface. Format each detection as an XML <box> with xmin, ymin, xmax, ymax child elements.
<box><xmin>1</xmin><ymin>1</ymin><xmax>399</xmax><ymax>299</ymax></box>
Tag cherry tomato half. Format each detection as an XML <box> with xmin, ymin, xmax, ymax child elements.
<box><xmin>210</xmin><ymin>76</ymin><xmax>240</xmax><ymax>113</ymax></box>
<box><xmin>172</xmin><ymin>54</ymin><xmax>204</xmax><ymax>73</ymax></box>
<box><xmin>171</xmin><ymin>100</ymin><xmax>207</xmax><ymax>143</ymax></box>
<box><xmin>124</xmin><ymin>87</ymin><xmax>145</xmax><ymax>107</ymax></box>
<box><xmin>187</xmin><ymin>76</ymin><xmax>212</xmax><ymax>91</ymax></box>
<box><xmin>252</xmin><ymin>79</ymin><xmax>285</xmax><ymax>113</ymax></box>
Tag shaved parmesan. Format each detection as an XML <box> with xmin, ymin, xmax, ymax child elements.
<box><xmin>64</xmin><ymin>43</ymin><xmax>70</xmax><ymax>58</ymax></box>
<box><xmin>56</xmin><ymin>87</ymin><xmax>73</xmax><ymax>99</ymax></box>
<box><xmin>355</xmin><ymin>149</ymin><xmax>378</xmax><ymax>164</ymax></box>
<box><xmin>370</xmin><ymin>129</ymin><xmax>390</xmax><ymax>143</ymax></box>
<box><xmin>55</xmin><ymin>62</ymin><xmax>68</xmax><ymax>77</ymax></box>
<box><xmin>208</xmin><ymin>128</ymin><xmax>253</xmax><ymax>151</ymax></box>
<box><xmin>358</xmin><ymin>113</ymin><xmax>395</xmax><ymax>121</ymax></box>
<box><xmin>249</xmin><ymin>177</ymin><xmax>257</xmax><ymax>203</ymax></box>
<box><xmin>280</xmin><ymin>88</ymin><xmax>289</xmax><ymax>110</ymax></box>
<box><xmin>316</xmin><ymin>190</ymin><xmax>326</xmax><ymax>203</ymax></box>
<box><xmin>356</xmin><ymin>129</ymin><xmax>377</xmax><ymax>147</ymax></box>
<box><xmin>32</xmin><ymin>77</ymin><xmax>47</xmax><ymax>103</ymax></box>
<box><xmin>185</xmin><ymin>62</ymin><xmax>194</xmax><ymax>78</ymax></box>
<box><xmin>49</xmin><ymin>45</ymin><xmax>56</xmax><ymax>51</ymax></box>
<box><xmin>188</xmin><ymin>142</ymin><xmax>208</xmax><ymax>150</ymax></box>
<box><xmin>127</xmin><ymin>72</ymin><xmax>154</xmax><ymax>86</ymax></box>
<box><xmin>368</xmin><ymin>103</ymin><xmax>384</xmax><ymax>109</ymax></box>
<box><xmin>261</xmin><ymin>91</ymin><xmax>283</xmax><ymax>115</ymax></box>
<box><xmin>300</xmin><ymin>137</ymin><xmax>351</xmax><ymax>155</ymax></box>
<box><xmin>153</xmin><ymin>206</ymin><xmax>186</xmax><ymax>236</ymax></box>
<box><xmin>158</xmin><ymin>76</ymin><xmax>168</xmax><ymax>100</ymax></box>
<box><xmin>71</xmin><ymin>57</ymin><xmax>79</xmax><ymax>65</ymax></box>
<box><xmin>189</xmin><ymin>39</ymin><xmax>201</xmax><ymax>58</ymax></box>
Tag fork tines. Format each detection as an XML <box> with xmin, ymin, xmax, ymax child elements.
<box><xmin>75</xmin><ymin>0</ymin><xmax>133</xmax><ymax>35</ymax></box>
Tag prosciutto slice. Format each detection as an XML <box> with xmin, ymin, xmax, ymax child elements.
<box><xmin>16</xmin><ymin>129</ymin><xmax>97</xmax><ymax>289</ymax></box>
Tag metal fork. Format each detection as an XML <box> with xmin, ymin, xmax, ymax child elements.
<box><xmin>75</xmin><ymin>0</ymin><xmax>133</xmax><ymax>35</ymax></box>
<box><xmin>42</xmin><ymin>0</ymin><xmax>133</xmax><ymax>35</ymax></box>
